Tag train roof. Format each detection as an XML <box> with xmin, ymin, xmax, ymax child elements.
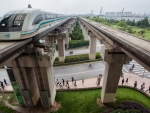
<box><xmin>4</xmin><ymin>8</ymin><xmax>65</xmax><ymax>15</ymax></box>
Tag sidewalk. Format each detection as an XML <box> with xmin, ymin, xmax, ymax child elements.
<box><xmin>56</xmin><ymin>72</ymin><xmax>150</xmax><ymax>96</ymax></box>
<box><xmin>2</xmin><ymin>72</ymin><xmax>150</xmax><ymax>96</ymax></box>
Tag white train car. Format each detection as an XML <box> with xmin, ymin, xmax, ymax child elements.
<box><xmin>0</xmin><ymin>8</ymin><xmax>68</xmax><ymax>40</ymax></box>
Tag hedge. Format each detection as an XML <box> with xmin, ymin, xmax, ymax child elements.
<box><xmin>54</xmin><ymin>53</ymin><xmax>102</xmax><ymax>66</ymax></box>
<box><xmin>55</xmin><ymin>44</ymin><xmax>68</xmax><ymax>50</ymax></box>
<box><xmin>68</xmin><ymin>40</ymin><xmax>89</xmax><ymax>49</ymax></box>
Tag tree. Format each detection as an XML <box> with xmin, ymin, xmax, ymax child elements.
<box><xmin>118</xmin><ymin>21</ymin><xmax>127</xmax><ymax>31</ymax></box>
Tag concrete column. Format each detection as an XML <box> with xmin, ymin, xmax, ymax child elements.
<box><xmin>34</xmin><ymin>55</ymin><xmax>56</xmax><ymax>107</ymax></box>
<box><xmin>64</xmin><ymin>28</ymin><xmax>69</xmax><ymax>49</ymax></box>
<box><xmin>57</xmin><ymin>38</ymin><xmax>65</xmax><ymax>62</ymax></box>
<box><xmin>34</xmin><ymin>56</ymin><xmax>56</xmax><ymax>107</ymax></box>
<box><xmin>101</xmin><ymin>45</ymin><xmax>131</xmax><ymax>103</ymax></box>
<box><xmin>12</xmin><ymin>58</ymin><xmax>40</xmax><ymax>107</ymax></box>
<box><xmin>88</xmin><ymin>31</ymin><xmax>97</xmax><ymax>60</ymax></box>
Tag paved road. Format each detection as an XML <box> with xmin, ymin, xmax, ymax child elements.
<box><xmin>54</xmin><ymin>62</ymin><xmax>105</xmax><ymax>82</ymax></box>
<box><xmin>54</xmin><ymin>61</ymin><xmax>129</xmax><ymax>82</ymax></box>
<box><xmin>127</xmin><ymin>60</ymin><xmax>150</xmax><ymax>79</ymax></box>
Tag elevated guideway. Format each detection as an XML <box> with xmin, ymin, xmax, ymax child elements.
<box><xmin>0</xmin><ymin>39</ymin><xmax>32</xmax><ymax>67</ymax></box>
<box><xmin>80</xmin><ymin>17</ymin><xmax>150</xmax><ymax>71</ymax></box>
<box><xmin>0</xmin><ymin>18</ymin><xmax>73</xmax><ymax>67</ymax></box>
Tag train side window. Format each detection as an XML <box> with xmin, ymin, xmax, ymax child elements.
<box><xmin>32</xmin><ymin>14</ymin><xmax>43</xmax><ymax>25</ymax></box>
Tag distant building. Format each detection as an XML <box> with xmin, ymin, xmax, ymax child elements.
<box><xmin>105</xmin><ymin>12</ymin><xmax>132</xmax><ymax>17</ymax></box>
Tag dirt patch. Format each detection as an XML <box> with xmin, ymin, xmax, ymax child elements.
<box><xmin>97</xmin><ymin>98</ymin><xmax>105</xmax><ymax>107</ymax></box>
<box><xmin>51</xmin><ymin>101</ymin><xmax>61</xmax><ymax>112</ymax></box>
<box><xmin>11</xmin><ymin>97</ymin><xmax>19</xmax><ymax>105</ymax></box>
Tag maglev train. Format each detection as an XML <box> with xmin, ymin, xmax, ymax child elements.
<box><xmin>0</xmin><ymin>8</ymin><xmax>69</xmax><ymax>40</ymax></box>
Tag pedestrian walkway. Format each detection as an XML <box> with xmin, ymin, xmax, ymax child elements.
<box><xmin>127</xmin><ymin>60</ymin><xmax>150</xmax><ymax>78</ymax></box>
<box><xmin>56</xmin><ymin>72</ymin><xmax>150</xmax><ymax>96</ymax></box>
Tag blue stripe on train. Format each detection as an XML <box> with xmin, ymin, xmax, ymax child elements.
<box><xmin>21</xmin><ymin>17</ymin><xmax>64</xmax><ymax>36</ymax></box>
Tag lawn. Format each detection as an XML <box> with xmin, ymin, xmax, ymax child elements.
<box><xmin>52</xmin><ymin>87</ymin><xmax>150</xmax><ymax>113</ymax></box>
<box><xmin>110</xmin><ymin>24</ymin><xmax>150</xmax><ymax>40</ymax></box>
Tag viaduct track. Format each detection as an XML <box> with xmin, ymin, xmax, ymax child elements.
<box><xmin>80</xmin><ymin>17</ymin><xmax>150</xmax><ymax>71</ymax></box>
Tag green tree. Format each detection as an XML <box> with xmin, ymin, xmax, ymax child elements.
<box><xmin>118</xmin><ymin>21</ymin><xmax>127</xmax><ymax>31</ymax></box>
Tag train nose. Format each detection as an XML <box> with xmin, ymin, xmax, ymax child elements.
<box><xmin>0</xmin><ymin>32</ymin><xmax>21</xmax><ymax>40</ymax></box>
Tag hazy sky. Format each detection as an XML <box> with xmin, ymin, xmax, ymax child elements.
<box><xmin>0</xmin><ymin>0</ymin><xmax>150</xmax><ymax>16</ymax></box>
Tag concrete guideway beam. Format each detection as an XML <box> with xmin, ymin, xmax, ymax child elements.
<box><xmin>88</xmin><ymin>31</ymin><xmax>97</xmax><ymax>60</ymax></box>
<box><xmin>80</xmin><ymin>20</ymin><xmax>115</xmax><ymax>50</ymax></box>
<box><xmin>101</xmin><ymin>45</ymin><xmax>131</xmax><ymax>103</ymax></box>
<box><xmin>79</xmin><ymin>17</ymin><xmax>150</xmax><ymax>72</ymax></box>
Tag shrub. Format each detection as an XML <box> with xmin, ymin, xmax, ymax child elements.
<box><xmin>68</xmin><ymin>40</ymin><xmax>89</xmax><ymax>49</ymax></box>
<box><xmin>117</xmin><ymin>101</ymin><xmax>150</xmax><ymax>113</ymax></box>
<box><xmin>55</xmin><ymin>44</ymin><xmax>68</xmax><ymax>50</ymax></box>
<box><xmin>69</xmin><ymin>21</ymin><xmax>84</xmax><ymax>40</ymax></box>
<box><xmin>111</xmin><ymin>109</ymin><xmax>142</xmax><ymax>113</ymax></box>
<box><xmin>102</xmin><ymin>108</ymin><xmax>114</xmax><ymax>113</ymax></box>
<box><xmin>96</xmin><ymin>52</ymin><xmax>101</xmax><ymax>59</ymax></box>
<box><xmin>65</xmin><ymin>54</ymin><xmax>89</xmax><ymax>63</ymax></box>
<box><xmin>12</xmin><ymin>82</ymin><xmax>24</xmax><ymax>104</ymax></box>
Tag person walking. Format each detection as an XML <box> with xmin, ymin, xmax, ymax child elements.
<box><xmin>134</xmin><ymin>81</ymin><xmax>137</xmax><ymax>89</ymax></box>
<box><xmin>132</xmin><ymin>64</ymin><xmax>135</xmax><ymax>69</ymax></box>
<box><xmin>141</xmin><ymin>82</ymin><xmax>145</xmax><ymax>91</ymax></box>
<box><xmin>1</xmin><ymin>82</ymin><xmax>4</xmax><ymax>93</ymax></box>
<box><xmin>62</xmin><ymin>79</ymin><xmax>65</xmax><ymax>86</ymax></box>
<box><xmin>82</xmin><ymin>77</ymin><xmax>84</xmax><ymax>83</ymax></box>
<box><xmin>99</xmin><ymin>74</ymin><xmax>102</xmax><ymax>78</ymax></box>
<box><xmin>56</xmin><ymin>79</ymin><xmax>59</xmax><ymax>86</ymax></box>
<box><xmin>4</xmin><ymin>79</ymin><xmax>7</xmax><ymax>85</ymax></box>
<box><xmin>66</xmin><ymin>80</ymin><xmax>69</xmax><ymax>86</ymax></box>
<box><xmin>97</xmin><ymin>77</ymin><xmax>101</xmax><ymax>86</ymax></box>
<box><xmin>125</xmin><ymin>78</ymin><xmax>128</xmax><ymax>85</ymax></box>
<box><xmin>122</xmin><ymin>78</ymin><xmax>124</xmax><ymax>85</ymax></box>
<box><xmin>74</xmin><ymin>80</ymin><xmax>77</xmax><ymax>86</ymax></box>
<box><xmin>145</xmin><ymin>86</ymin><xmax>150</xmax><ymax>93</ymax></box>
<box><xmin>71</xmin><ymin>77</ymin><xmax>74</xmax><ymax>83</ymax></box>
<box><xmin>67</xmin><ymin>84</ymin><xmax>70</xmax><ymax>89</ymax></box>
<box><xmin>59</xmin><ymin>83</ymin><xmax>63</xmax><ymax>89</ymax></box>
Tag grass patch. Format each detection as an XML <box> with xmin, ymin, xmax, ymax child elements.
<box><xmin>8</xmin><ymin>94</ymin><xmax>15</xmax><ymax>103</ymax></box>
<box><xmin>52</xmin><ymin>87</ymin><xmax>150</xmax><ymax>113</ymax></box>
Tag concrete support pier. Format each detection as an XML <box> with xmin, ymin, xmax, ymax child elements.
<box><xmin>88</xmin><ymin>31</ymin><xmax>96</xmax><ymax>60</ymax></box>
<box><xmin>101</xmin><ymin>45</ymin><xmax>131</xmax><ymax>103</ymax></box>
<box><xmin>57</xmin><ymin>38</ymin><xmax>65</xmax><ymax>62</ymax></box>
<box><xmin>12</xmin><ymin>58</ymin><xmax>40</xmax><ymax>107</ymax></box>
<box><xmin>34</xmin><ymin>54</ymin><xmax>56</xmax><ymax>107</ymax></box>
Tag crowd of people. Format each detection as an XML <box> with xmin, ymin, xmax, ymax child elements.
<box><xmin>56</xmin><ymin>77</ymin><xmax>85</xmax><ymax>89</ymax></box>
<box><xmin>121</xmin><ymin>77</ymin><xmax>150</xmax><ymax>93</ymax></box>
<box><xmin>56</xmin><ymin>73</ymin><xmax>150</xmax><ymax>94</ymax></box>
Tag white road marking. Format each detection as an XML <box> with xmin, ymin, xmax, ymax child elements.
<box><xmin>123</xmin><ymin>67</ymin><xmax>128</xmax><ymax>72</ymax></box>
<box><xmin>55</xmin><ymin>69</ymin><xmax>104</xmax><ymax>76</ymax></box>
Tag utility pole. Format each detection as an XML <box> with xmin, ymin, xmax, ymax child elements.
<box><xmin>100</xmin><ymin>7</ymin><xmax>103</xmax><ymax>16</ymax></box>
<box><xmin>91</xmin><ymin>10</ymin><xmax>93</xmax><ymax>18</ymax></box>
<box><xmin>122</xmin><ymin>7</ymin><xmax>124</xmax><ymax>17</ymax></box>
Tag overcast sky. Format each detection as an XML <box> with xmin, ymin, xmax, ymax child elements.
<box><xmin>0</xmin><ymin>0</ymin><xmax>150</xmax><ymax>16</ymax></box>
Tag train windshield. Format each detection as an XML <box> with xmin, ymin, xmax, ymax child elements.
<box><xmin>0</xmin><ymin>14</ymin><xmax>26</xmax><ymax>32</ymax></box>
<box><xmin>0</xmin><ymin>14</ymin><xmax>11</xmax><ymax>27</ymax></box>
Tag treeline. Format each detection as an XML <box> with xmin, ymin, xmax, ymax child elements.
<box><xmin>68</xmin><ymin>21</ymin><xmax>89</xmax><ymax>48</ymax></box>
<box><xmin>88</xmin><ymin>16</ymin><xmax>150</xmax><ymax>28</ymax></box>
<box><xmin>69</xmin><ymin>22</ymin><xmax>84</xmax><ymax>40</ymax></box>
